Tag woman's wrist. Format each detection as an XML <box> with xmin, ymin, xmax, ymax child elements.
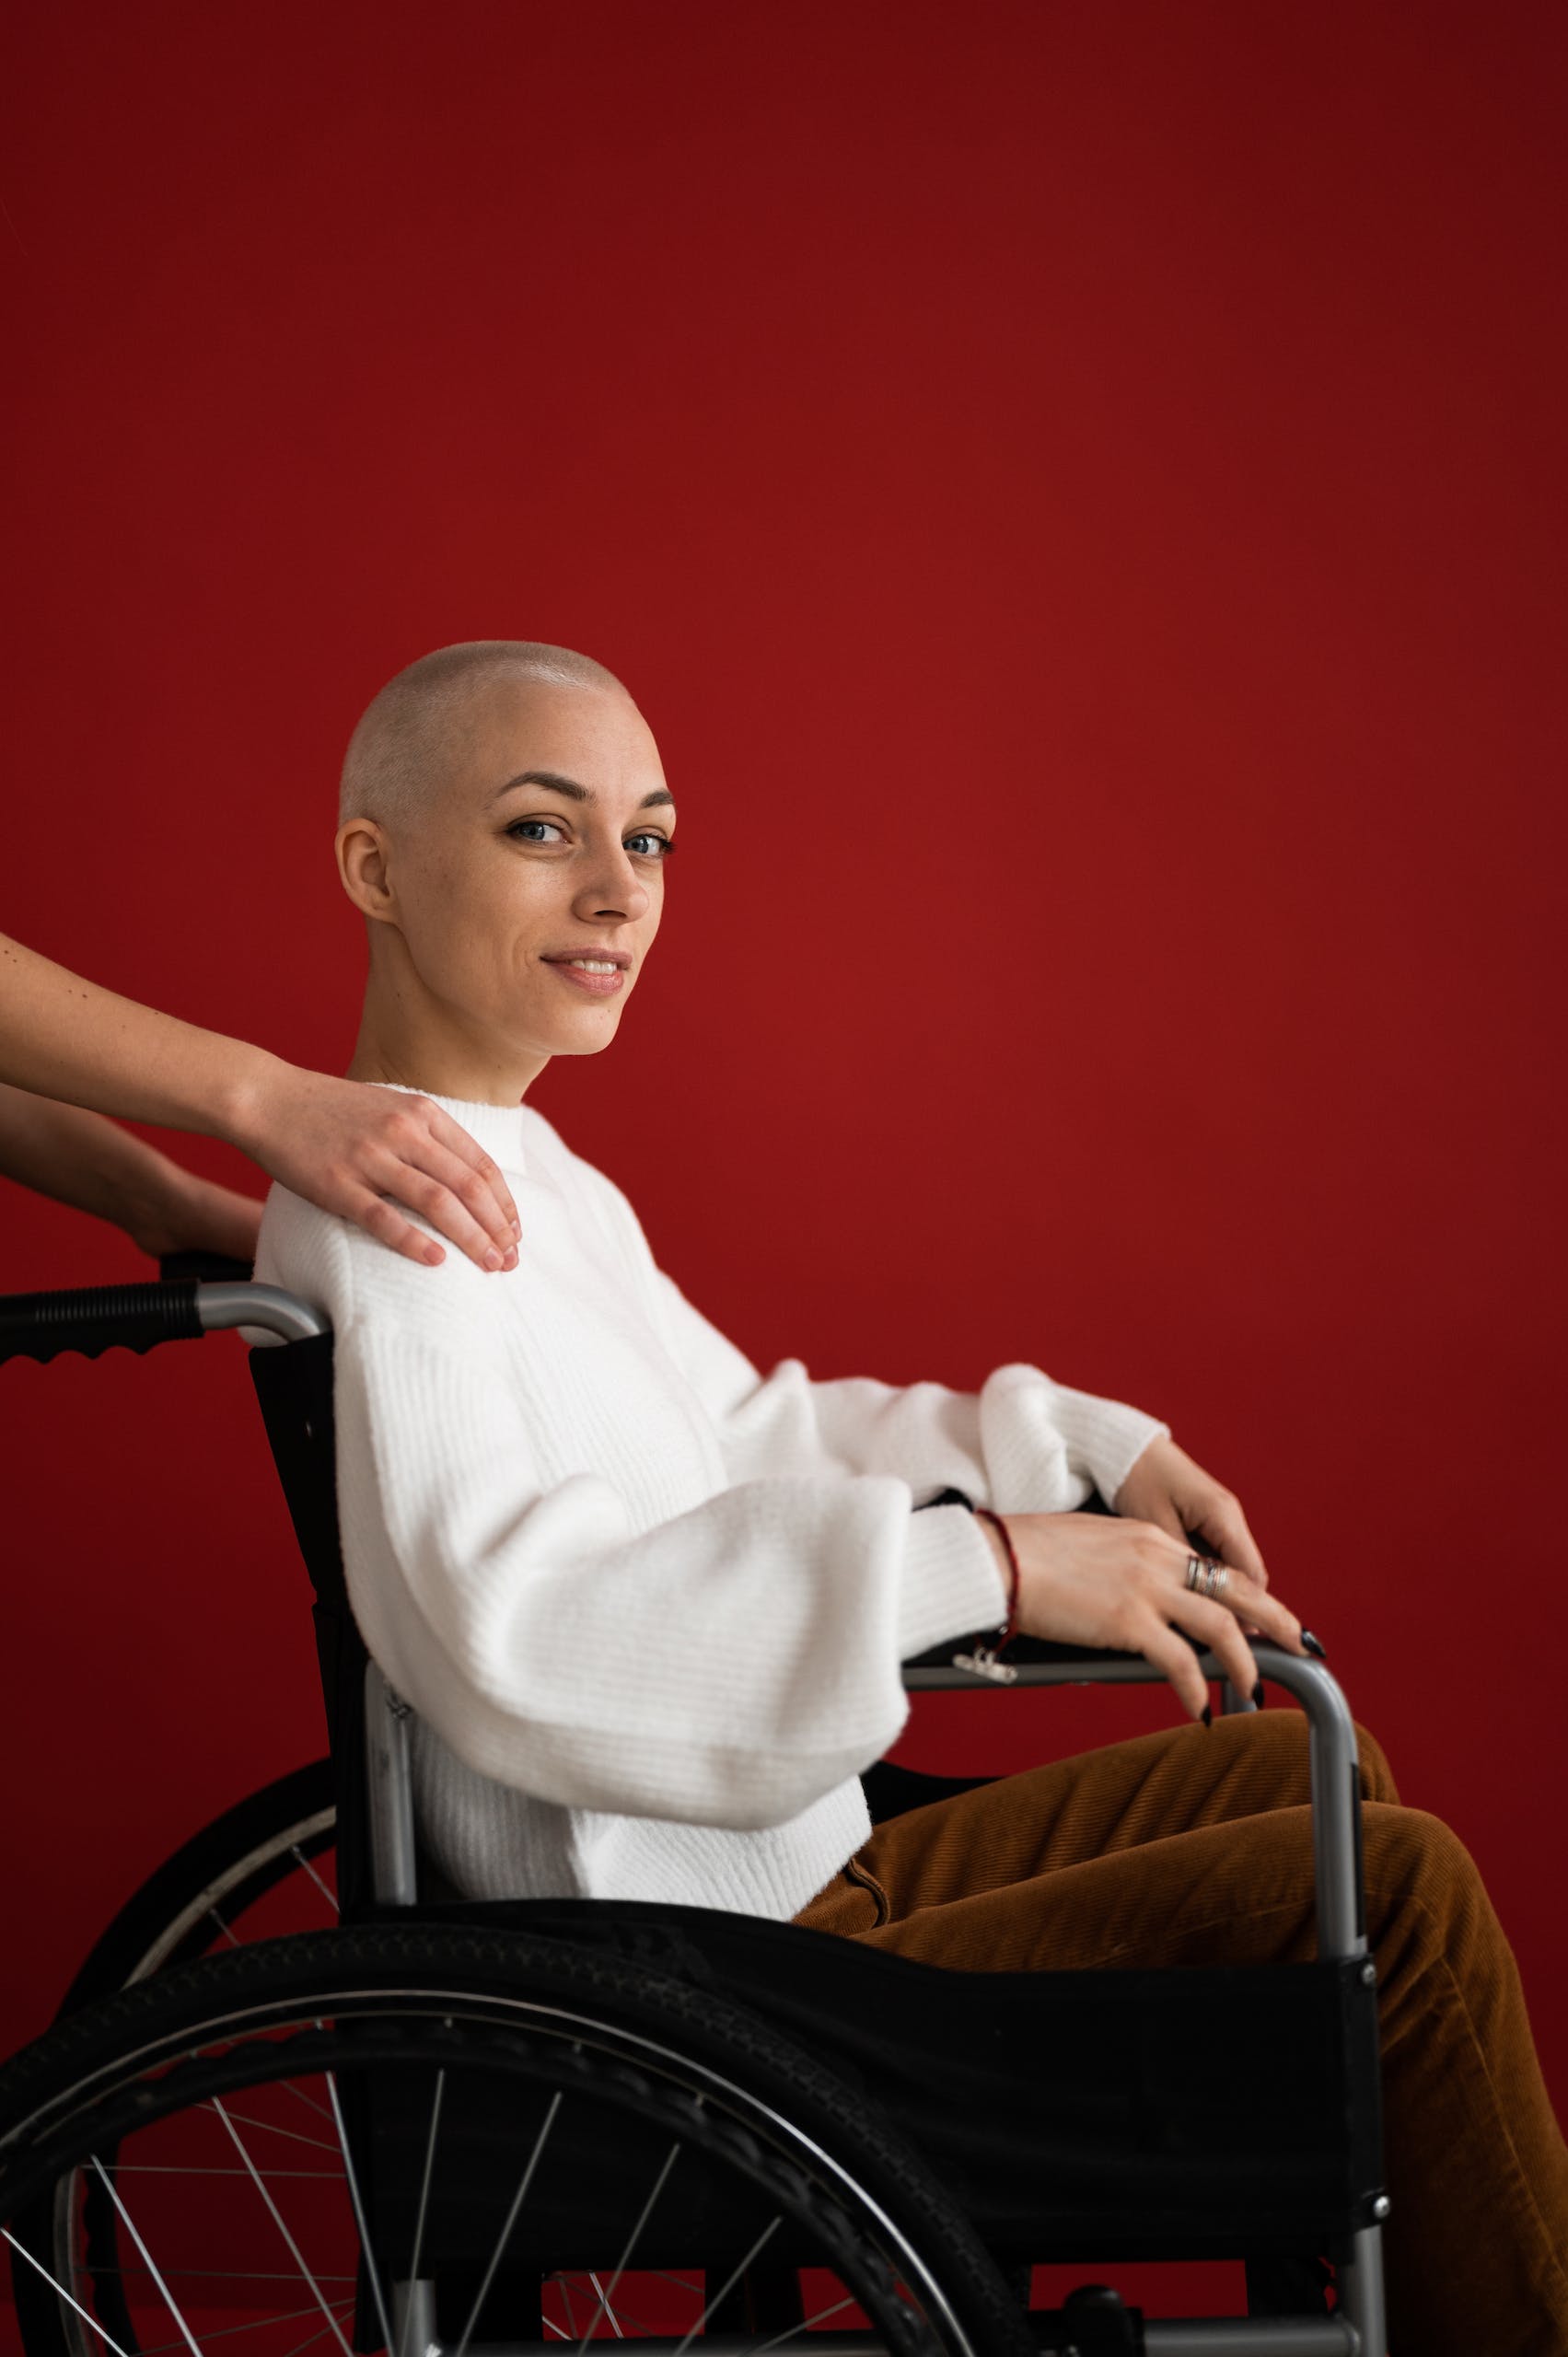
<box><xmin>973</xmin><ymin>1508</ymin><xmax>1021</xmax><ymax>1645</ymax></box>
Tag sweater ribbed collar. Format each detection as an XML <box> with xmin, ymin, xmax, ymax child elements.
<box><xmin>370</xmin><ymin>1082</ymin><xmax>531</xmax><ymax>1175</ymax></box>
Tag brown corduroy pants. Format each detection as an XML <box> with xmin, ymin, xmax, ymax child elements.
<box><xmin>793</xmin><ymin>1711</ymin><xmax>1568</xmax><ymax>2356</ymax></box>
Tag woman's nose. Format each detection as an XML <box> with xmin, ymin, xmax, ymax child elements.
<box><xmin>576</xmin><ymin>838</ymin><xmax>653</xmax><ymax>916</ymax></box>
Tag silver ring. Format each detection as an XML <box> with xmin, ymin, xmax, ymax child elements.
<box><xmin>1185</xmin><ymin>1553</ymin><xmax>1229</xmax><ymax>1604</ymax></box>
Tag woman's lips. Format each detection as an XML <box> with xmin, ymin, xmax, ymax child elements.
<box><xmin>542</xmin><ymin>958</ymin><xmax>626</xmax><ymax>997</ymax></box>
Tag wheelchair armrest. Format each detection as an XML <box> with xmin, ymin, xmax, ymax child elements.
<box><xmin>901</xmin><ymin>1631</ymin><xmax>1144</xmax><ymax>1675</ymax></box>
<box><xmin>900</xmin><ymin>1633</ymin><xmax>1370</xmax><ymax>1966</ymax></box>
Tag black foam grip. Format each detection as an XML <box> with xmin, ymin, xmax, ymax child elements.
<box><xmin>0</xmin><ymin>1281</ymin><xmax>205</xmax><ymax>1366</ymax></box>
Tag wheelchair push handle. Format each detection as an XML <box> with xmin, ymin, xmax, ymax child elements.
<box><xmin>0</xmin><ymin>1277</ymin><xmax>327</xmax><ymax>1366</ymax></box>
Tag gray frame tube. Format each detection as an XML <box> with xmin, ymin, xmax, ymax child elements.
<box><xmin>200</xmin><ymin>1281</ymin><xmax>330</xmax><ymax>1343</ymax></box>
<box><xmin>904</xmin><ymin>1643</ymin><xmax>1365</xmax><ymax>1959</ymax></box>
<box><xmin>365</xmin><ymin>1658</ymin><xmax>419</xmax><ymax>1907</ymax></box>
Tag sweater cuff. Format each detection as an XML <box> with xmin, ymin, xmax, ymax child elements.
<box><xmin>898</xmin><ymin>1504</ymin><xmax>1010</xmax><ymax>1662</ymax></box>
<box><xmin>1045</xmin><ymin>1383</ymin><xmax>1170</xmax><ymax>1510</ymax></box>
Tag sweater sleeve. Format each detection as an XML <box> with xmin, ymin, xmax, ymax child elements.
<box><xmin>649</xmin><ymin>1261</ymin><xmax>1170</xmax><ymax>1515</ymax></box>
<box><xmin>568</xmin><ymin>1132</ymin><xmax>1173</xmax><ymax>1516</ymax></box>
<box><xmin>331</xmin><ymin>1312</ymin><xmax>1009</xmax><ymax>1832</ymax></box>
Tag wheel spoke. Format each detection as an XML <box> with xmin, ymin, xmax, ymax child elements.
<box><xmin>554</xmin><ymin>2272</ymin><xmax>581</xmax><ymax>2338</ymax></box>
<box><xmin>669</xmin><ymin>2215</ymin><xmax>783</xmax><ymax>2357</ymax></box>
<box><xmin>3</xmin><ymin>2225</ymin><xmax>134</xmax><ymax>2357</ymax></box>
<box><xmin>134</xmin><ymin>2299</ymin><xmax>356</xmax><ymax>2354</ymax></box>
<box><xmin>88</xmin><ymin>2155</ymin><xmax>206</xmax><ymax>2357</ymax></box>
<box><xmin>321</xmin><ymin>2057</ymin><xmax>395</xmax><ymax>2357</ymax></box>
<box><xmin>754</xmin><ymin>2287</ymin><xmax>861</xmax><ymax>2351</ymax></box>
<box><xmin>197</xmin><ymin>2102</ymin><xmax>340</xmax><ymax>2154</ymax></box>
<box><xmin>209</xmin><ymin>2098</ymin><xmax>354</xmax><ymax>2357</ymax></box>
<box><xmin>398</xmin><ymin>2066</ymin><xmax>446</xmax><ymax>2357</ymax></box>
<box><xmin>289</xmin><ymin>1844</ymin><xmax>340</xmax><ymax>1918</ymax></box>
<box><xmin>277</xmin><ymin>2311</ymin><xmax>359</xmax><ymax>2357</ymax></box>
<box><xmin>113</xmin><ymin>2165</ymin><xmax>342</xmax><ymax>2179</ymax></box>
<box><xmin>574</xmin><ymin>2142</ymin><xmax>681</xmax><ymax>2355</ymax></box>
<box><xmin>586</xmin><ymin>2271</ymin><xmax>624</xmax><ymax>2340</ymax></box>
<box><xmin>450</xmin><ymin>2086</ymin><xmax>564</xmax><ymax>2357</ymax></box>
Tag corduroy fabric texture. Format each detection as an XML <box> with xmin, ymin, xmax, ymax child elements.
<box><xmin>794</xmin><ymin>1710</ymin><xmax>1568</xmax><ymax>2355</ymax></box>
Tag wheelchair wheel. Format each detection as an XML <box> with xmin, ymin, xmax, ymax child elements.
<box><xmin>56</xmin><ymin>1761</ymin><xmax>337</xmax><ymax>2012</ymax></box>
<box><xmin>3</xmin><ymin>1923</ymin><xmax>1035</xmax><ymax>2357</ymax></box>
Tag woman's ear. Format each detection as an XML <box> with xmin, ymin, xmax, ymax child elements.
<box><xmin>335</xmin><ymin>816</ymin><xmax>397</xmax><ymax>923</ymax></box>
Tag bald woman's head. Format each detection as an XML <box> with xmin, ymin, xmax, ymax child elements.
<box><xmin>338</xmin><ymin>640</ymin><xmax>633</xmax><ymax>830</ymax></box>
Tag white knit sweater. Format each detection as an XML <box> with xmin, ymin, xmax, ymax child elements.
<box><xmin>252</xmin><ymin>1088</ymin><xmax>1169</xmax><ymax>1921</ymax></box>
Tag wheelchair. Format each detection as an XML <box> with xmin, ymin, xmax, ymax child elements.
<box><xmin>0</xmin><ymin>1265</ymin><xmax>1389</xmax><ymax>2354</ymax></box>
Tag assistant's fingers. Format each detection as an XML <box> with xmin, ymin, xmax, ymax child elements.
<box><xmin>418</xmin><ymin>1106</ymin><xmax>521</xmax><ymax>1247</ymax></box>
<box><xmin>349</xmin><ymin>1190</ymin><xmax>447</xmax><ymax>1268</ymax></box>
<box><xmin>372</xmin><ymin>1132</ymin><xmax>522</xmax><ymax>1271</ymax></box>
<box><xmin>370</xmin><ymin>1158</ymin><xmax>520</xmax><ymax>1272</ymax></box>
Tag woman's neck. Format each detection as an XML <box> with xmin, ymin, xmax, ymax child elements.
<box><xmin>345</xmin><ymin>992</ymin><xmax>547</xmax><ymax>1108</ymax></box>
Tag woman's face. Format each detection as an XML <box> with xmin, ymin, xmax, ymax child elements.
<box><xmin>342</xmin><ymin>675</ymin><xmax>676</xmax><ymax>1080</ymax></box>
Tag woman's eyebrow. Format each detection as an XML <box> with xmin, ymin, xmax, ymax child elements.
<box><xmin>493</xmin><ymin>768</ymin><xmax>675</xmax><ymax>812</ymax></box>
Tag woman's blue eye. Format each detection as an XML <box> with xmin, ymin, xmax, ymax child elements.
<box><xmin>505</xmin><ymin>819</ymin><xmax>675</xmax><ymax>859</ymax></box>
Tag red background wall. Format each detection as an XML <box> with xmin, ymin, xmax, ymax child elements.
<box><xmin>3</xmin><ymin>0</ymin><xmax>1565</xmax><ymax>2312</ymax></box>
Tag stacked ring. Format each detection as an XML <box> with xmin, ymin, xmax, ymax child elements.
<box><xmin>1184</xmin><ymin>1553</ymin><xmax>1230</xmax><ymax>1604</ymax></box>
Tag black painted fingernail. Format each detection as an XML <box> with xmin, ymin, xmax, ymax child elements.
<box><xmin>1301</xmin><ymin>1629</ymin><xmax>1327</xmax><ymax>1658</ymax></box>
<box><xmin>1251</xmin><ymin>1679</ymin><xmax>1265</xmax><ymax>1708</ymax></box>
<box><xmin>1200</xmin><ymin>1702</ymin><xmax>1213</xmax><ymax>1727</ymax></box>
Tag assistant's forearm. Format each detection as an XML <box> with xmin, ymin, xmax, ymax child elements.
<box><xmin>0</xmin><ymin>1081</ymin><xmax>193</xmax><ymax>1234</ymax></box>
<box><xmin>0</xmin><ymin>932</ymin><xmax>282</xmax><ymax>1145</ymax></box>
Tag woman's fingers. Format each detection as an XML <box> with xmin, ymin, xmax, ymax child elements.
<box><xmin>1187</xmin><ymin>1494</ymin><xmax>1270</xmax><ymax>1591</ymax></box>
<box><xmin>1167</xmin><ymin>1589</ymin><xmax>1261</xmax><ymax>1703</ymax></box>
<box><xmin>1203</xmin><ymin>1562</ymin><xmax>1303</xmax><ymax>1655</ymax></box>
<box><xmin>1162</xmin><ymin>1550</ymin><xmax>1306</xmax><ymax>1701</ymax></box>
<box><xmin>1134</xmin><ymin>1613</ymin><xmax>1212</xmax><ymax>1720</ymax></box>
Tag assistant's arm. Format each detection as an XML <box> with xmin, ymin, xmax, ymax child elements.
<box><xmin>0</xmin><ymin>1082</ymin><xmax>261</xmax><ymax>1258</ymax></box>
<box><xmin>0</xmin><ymin>930</ymin><xmax>517</xmax><ymax>1270</ymax></box>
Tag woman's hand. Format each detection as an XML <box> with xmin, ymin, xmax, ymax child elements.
<box><xmin>1111</xmin><ymin>1434</ymin><xmax>1271</xmax><ymax>1632</ymax></box>
<box><xmin>1111</xmin><ymin>1434</ymin><xmax>1269</xmax><ymax>1585</ymax></box>
<box><xmin>230</xmin><ymin>1064</ymin><xmax>520</xmax><ymax>1273</ymax></box>
<box><xmin>979</xmin><ymin>1508</ymin><xmax>1307</xmax><ymax>1721</ymax></box>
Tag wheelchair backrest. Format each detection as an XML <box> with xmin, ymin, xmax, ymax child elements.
<box><xmin>248</xmin><ymin>1331</ymin><xmax>382</xmax><ymax>1917</ymax></box>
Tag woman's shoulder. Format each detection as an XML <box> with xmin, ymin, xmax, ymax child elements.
<box><xmin>519</xmin><ymin>1106</ymin><xmax>636</xmax><ymax>1218</ymax></box>
<box><xmin>253</xmin><ymin>1179</ymin><xmax>509</xmax><ymax>1357</ymax></box>
<box><xmin>517</xmin><ymin>1107</ymin><xmax>658</xmax><ymax>1292</ymax></box>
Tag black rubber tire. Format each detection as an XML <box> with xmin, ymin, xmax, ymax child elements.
<box><xmin>53</xmin><ymin>1759</ymin><xmax>335</xmax><ymax>2014</ymax></box>
<box><xmin>3</xmin><ymin>1922</ymin><xmax>1036</xmax><ymax>2357</ymax></box>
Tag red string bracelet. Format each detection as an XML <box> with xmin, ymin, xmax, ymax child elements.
<box><xmin>972</xmin><ymin>1506</ymin><xmax>1021</xmax><ymax>1651</ymax></box>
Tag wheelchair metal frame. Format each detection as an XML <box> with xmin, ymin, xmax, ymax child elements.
<box><xmin>2</xmin><ymin>1273</ymin><xmax>1389</xmax><ymax>2354</ymax></box>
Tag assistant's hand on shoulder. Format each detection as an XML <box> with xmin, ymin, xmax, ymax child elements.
<box><xmin>231</xmin><ymin>1063</ymin><xmax>521</xmax><ymax>1275</ymax></box>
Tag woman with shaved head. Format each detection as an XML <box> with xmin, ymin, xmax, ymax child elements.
<box><xmin>251</xmin><ymin>639</ymin><xmax>1567</xmax><ymax>2353</ymax></box>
